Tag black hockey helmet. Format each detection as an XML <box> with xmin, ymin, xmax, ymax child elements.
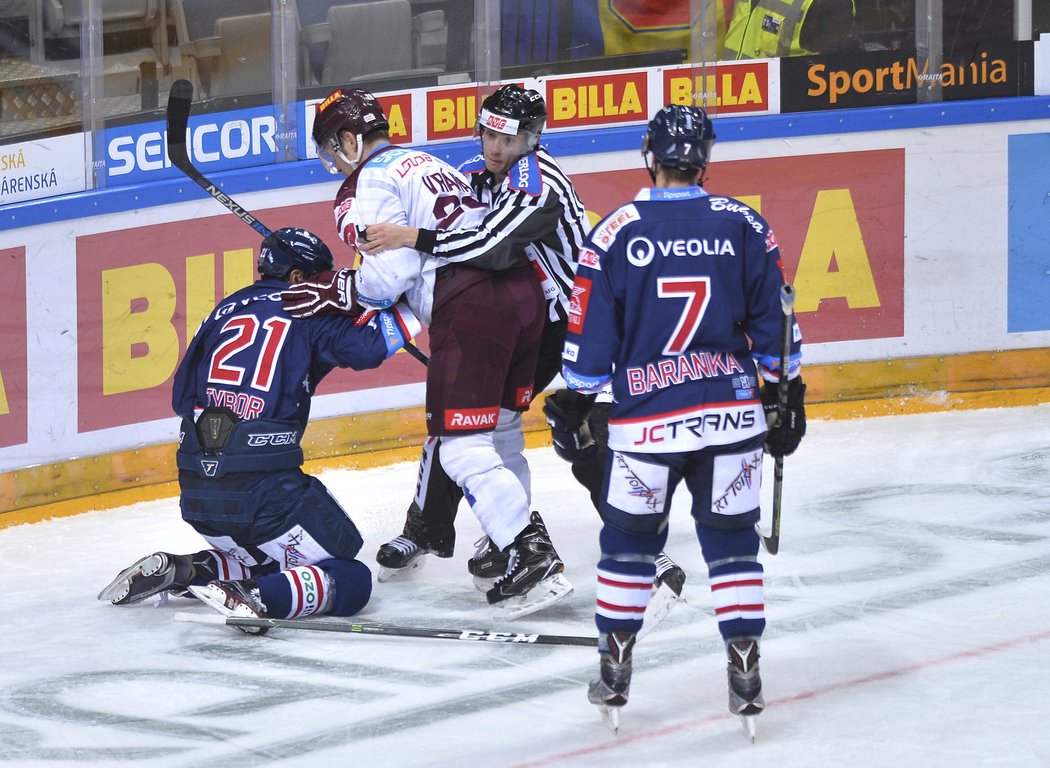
<box><xmin>642</xmin><ymin>104</ymin><xmax>716</xmax><ymax>174</ymax></box>
<box><xmin>258</xmin><ymin>227</ymin><xmax>334</xmax><ymax>279</ymax></box>
<box><xmin>475</xmin><ymin>84</ymin><xmax>547</xmax><ymax>150</ymax></box>
<box><xmin>312</xmin><ymin>88</ymin><xmax>389</xmax><ymax>171</ymax></box>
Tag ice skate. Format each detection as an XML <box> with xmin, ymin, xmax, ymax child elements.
<box><xmin>188</xmin><ymin>579</ymin><xmax>269</xmax><ymax>635</ymax></box>
<box><xmin>467</xmin><ymin>511</ymin><xmax>549</xmax><ymax>590</ymax></box>
<box><xmin>638</xmin><ymin>553</ymin><xmax>686</xmax><ymax>639</ymax></box>
<box><xmin>376</xmin><ymin>535</ymin><xmax>428</xmax><ymax>583</ymax></box>
<box><xmin>466</xmin><ymin>534</ymin><xmax>508</xmax><ymax>591</ymax></box>
<box><xmin>486</xmin><ymin>523</ymin><xmax>573</xmax><ymax>619</ymax></box>
<box><xmin>726</xmin><ymin>638</ymin><xmax>764</xmax><ymax>741</ymax></box>
<box><xmin>97</xmin><ymin>552</ymin><xmax>195</xmax><ymax>605</ymax></box>
<box><xmin>588</xmin><ymin>631</ymin><xmax>635</xmax><ymax>733</ymax></box>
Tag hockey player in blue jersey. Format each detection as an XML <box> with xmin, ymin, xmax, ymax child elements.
<box><xmin>98</xmin><ymin>227</ymin><xmax>421</xmax><ymax>633</ymax></box>
<box><xmin>563</xmin><ymin>104</ymin><xmax>806</xmax><ymax>733</ymax></box>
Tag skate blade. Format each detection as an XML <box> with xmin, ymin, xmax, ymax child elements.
<box><xmin>636</xmin><ymin>581</ymin><xmax>681</xmax><ymax>641</ymax></box>
<box><xmin>492</xmin><ymin>573</ymin><xmax>574</xmax><ymax>620</ymax></box>
<box><xmin>97</xmin><ymin>553</ymin><xmax>165</xmax><ymax>604</ymax></box>
<box><xmin>600</xmin><ymin>705</ymin><xmax>620</xmax><ymax>733</ymax></box>
<box><xmin>376</xmin><ymin>554</ymin><xmax>427</xmax><ymax>583</ymax></box>
<box><xmin>741</xmin><ymin>714</ymin><xmax>757</xmax><ymax>742</ymax></box>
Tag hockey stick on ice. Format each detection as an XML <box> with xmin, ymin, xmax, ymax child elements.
<box><xmin>165</xmin><ymin>79</ymin><xmax>429</xmax><ymax>368</ymax></box>
<box><xmin>174</xmin><ymin>611</ymin><xmax>598</xmax><ymax>646</ymax></box>
<box><xmin>759</xmin><ymin>284</ymin><xmax>796</xmax><ymax>555</ymax></box>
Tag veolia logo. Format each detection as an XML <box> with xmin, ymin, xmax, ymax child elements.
<box><xmin>626</xmin><ymin>237</ymin><xmax>656</xmax><ymax>267</ymax></box>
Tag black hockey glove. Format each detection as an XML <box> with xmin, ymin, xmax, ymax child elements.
<box><xmin>760</xmin><ymin>377</ymin><xmax>806</xmax><ymax>458</ymax></box>
<box><xmin>281</xmin><ymin>268</ymin><xmax>361</xmax><ymax>318</ymax></box>
<box><xmin>543</xmin><ymin>389</ymin><xmax>597</xmax><ymax>463</ymax></box>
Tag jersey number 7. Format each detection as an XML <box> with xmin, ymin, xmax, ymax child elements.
<box><xmin>657</xmin><ymin>277</ymin><xmax>711</xmax><ymax>356</ymax></box>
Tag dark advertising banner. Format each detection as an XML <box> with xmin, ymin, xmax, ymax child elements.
<box><xmin>782</xmin><ymin>41</ymin><xmax>1034</xmax><ymax>112</ymax></box>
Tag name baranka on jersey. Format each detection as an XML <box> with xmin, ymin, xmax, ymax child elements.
<box><xmin>626</xmin><ymin>352</ymin><xmax>746</xmax><ymax>395</ymax></box>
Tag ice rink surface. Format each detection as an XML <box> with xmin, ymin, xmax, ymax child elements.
<box><xmin>2</xmin><ymin>404</ymin><xmax>1050</xmax><ymax>767</ymax></box>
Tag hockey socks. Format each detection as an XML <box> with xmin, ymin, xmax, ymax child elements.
<box><xmin>698</xmin><ymin>524</ymin><xmax>765</xmax><ymax>641</ymax></box>
<box><xmin>256</xmin><ymin>559</ymin><xmax>373</xmax><ymax>619</ymax></box>
<box><xmin>256</xmin><ymin>566</ymin><xmax>331</xmax><ymax>619</ymax></box>
<box><xmin>595</xmin><ymin>557</ymin><xmax>652</xmax><ymax>635</ymax></box>
<box><xmin>198</xmin><ymin>549</ymin><xmax>251</xmax><ymax>584</ymax></box>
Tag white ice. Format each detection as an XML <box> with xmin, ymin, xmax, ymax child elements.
<box><xmin>2</xmin><ymin>405</ymin><xmax>1050</xmax><ymax>767</ymax></box>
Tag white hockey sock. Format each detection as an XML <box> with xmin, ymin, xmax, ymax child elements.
<box><xmin>493</xmin><ymin>409</ymin><xmax>531</xmax><ymax>505</ymax></box>
<box><xmin>441</xmin><ymin>431</ymin><xmax>530</xmax><ymax>550</ymax></box>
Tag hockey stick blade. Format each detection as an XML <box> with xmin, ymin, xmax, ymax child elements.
<box><xmin>165</xmin><ymin>78</ymin><xmax>194</xmax><ymax>170</ymax></box>
<box><xmin>175</xmin><ymin>612</ymin><xmax>597</xmax><ymax>646</ymax></box>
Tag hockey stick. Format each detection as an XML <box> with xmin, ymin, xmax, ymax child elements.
<box><xmin>174</xmin><ymin>611</ymin><xmax>597</xmax><ymax>646</ymax></box>
<box><xmin>165</xmin><ymin>79</ymin><xmax>429</xmax><ymax>368</ymax></box>
<box><xmin>760</xmin><ymin>283</ymin><xmax>795</xmax><ymax>556</ymax></box>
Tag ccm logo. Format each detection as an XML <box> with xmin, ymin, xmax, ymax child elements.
<box><xmin>247</xmin><ymin>431</ymin><xmax>298</xmax><ymax>446</ymax></box>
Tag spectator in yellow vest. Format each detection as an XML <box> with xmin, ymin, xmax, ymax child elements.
<box><xmin>722</xmin><ymin>0</ymin><xmax>858</xmax><ymax>59</ymax></box>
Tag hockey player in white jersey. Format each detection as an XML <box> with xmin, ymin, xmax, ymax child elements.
<box><xmin>361</xmin><ymin>85</ymin><xmax>687</xmax><ymax>620</ymax></box>
<box><xmin>282</xmin><ymin>88</ymin><xmax>572</xmax><ymax>618</ymax></box>
<box><xmin>562</xmin><ymin>104</ymin><xmax>806</xmax><ymax>734</ymax></box>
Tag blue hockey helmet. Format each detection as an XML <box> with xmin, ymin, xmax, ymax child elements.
<box><xmin>642</xmin><ymin>104</ymin><xmax>716</xmax><ymax>174</ymax></box>
<box><xmin>258</xmin><ymin>227</ymin><xmax>334</xmax><ymax>279</ymax></box>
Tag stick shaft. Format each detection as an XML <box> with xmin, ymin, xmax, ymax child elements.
<box><xmin>221</xmin><ymin>615</ymin><xmax>598</xmax><ymax>646</ymax></box>
<box><xmin>762</xmin><ymin>283</ymin><xmax>795</xmax><ymax>556</ymax></box>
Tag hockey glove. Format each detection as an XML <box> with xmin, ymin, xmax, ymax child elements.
<box><xmin>760</xmin><ymin>377</ymin><xmax>806</xmax><ymax>458</ymax></box>
<box><xmin>281</xmin><ymin>268</ymin><xmax>361</xmax><ymax>318</ymax></box>
<box><xmin>543</xmin><ymin>389</ymin><xmax>597</xmax><ymax>462</ymax></box>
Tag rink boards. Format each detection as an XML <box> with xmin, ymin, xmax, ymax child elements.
<box><xmin>2</xmin><ymin>94</ymin><xmax>1050</xmax><ymax>517</ymax></box>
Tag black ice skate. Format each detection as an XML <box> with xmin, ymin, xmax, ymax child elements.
<box><xmin>466</xmin><ymin>535</ymin><xmax>508</xmax><ymax>591</ymax></box>
<box><xmin>467</xmin><ymin>511</ymin><xmax>549</xmax><ymax>590</ymax></box>
<box><xmin>97</xmin><ymin>552</ymin><xmax>196</xmax><ymax>605</ymax></box>
<box><xmin>727</xmin><ymin>637</ymin><xmax>764</xmax><ymax>741</ymax></box>
<box><xmin>587</xmin><ymin>631</ymin><xmax>636</xmax><ymax>733</ymax></box>
<box><xmin>376</xmin><ymin>535</ymin><xmax>429</xmax><ymax>583</ymax></box>
<box><xmin>485</xmin><ymin>523</ymin><xmax>573</xmax><ymax>619</ymax></box>
<box><xmin>639</xmin><ymin>552</ymin><xmax>687</xmax><ymax>639</ymax></box>
<box><xmin>188</xmin><ymin>579</ymin><xmax>270</xmax><ymax>635</ymax></box>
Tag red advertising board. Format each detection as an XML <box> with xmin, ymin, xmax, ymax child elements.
<box><xmin>0</xmin><ymin>247</ymin><xmax>28</xmax><ymax>448</ymax></box>
<box><xmin>662</xmin><ymin>62</ymin><xmax>771</xmax><ymax>115</ymax></box>
<box><xmin>75</xmin><ymin>204</ymin><xmax>426</xmax><ymax>433</ymax></box>
<box><xmin>546</xmin><ymin>71</ymin><xmax>650</xmax><ymax>129</ymax></box>
<box><xmin>427</xmin><ymin>85</ymin><xmax>485</xmax><ymax>142</ymax></box>
<box><xmin>571</xmin><ymin>149</ymin><xmax>905</xmax><ymax>344</ymax></box>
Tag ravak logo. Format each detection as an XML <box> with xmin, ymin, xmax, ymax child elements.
<box><xmin>445</xmin><ymin>408</ymin><xmax>499</xmax><ymax>430</ymax></box>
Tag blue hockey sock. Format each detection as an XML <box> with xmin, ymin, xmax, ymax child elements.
<box><xmin>256</xmin><ymin>565</ymin><xmax>330</xmax><ymax>619</ymax></box>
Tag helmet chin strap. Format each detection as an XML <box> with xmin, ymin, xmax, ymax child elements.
<box><xmin>334</xmin><ymin>133</ymin><xmax>366</xmax><ymax>171</ymax></box>
<box><xmin>644</xmin><ymin>152</ymin><xmax>658</xmax><ymax>183</ymax></box>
